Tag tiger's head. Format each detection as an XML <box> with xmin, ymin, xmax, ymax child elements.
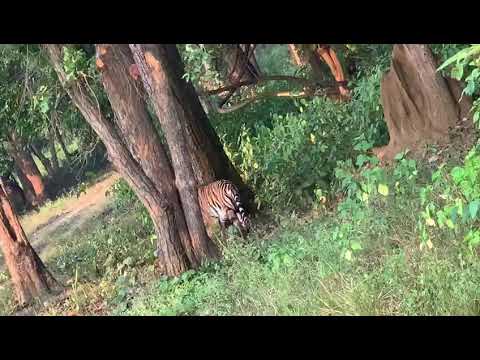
<box><xmin>235</xmin><ymin>209</ymin><xmax>251</xmax><ymax>234</ymax></box>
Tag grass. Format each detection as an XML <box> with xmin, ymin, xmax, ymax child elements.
<box><xmin>19</xmin><ymin>169</ymin><xmax>112</xmax><ymax>235</ymax></box>
<box><xmin>1</xmin><ymin>44</ymin><xmax>478</xmax><ymax>316</ymax></box>
<box><xmin>116</xmin><ymin>197</ymin><xmax>480</xmax><ymax>316</ymax></box>
<box><xmin>2</xmin><ymin>154</ymin><xmax>480</xmax><ymax>316</ymax></box>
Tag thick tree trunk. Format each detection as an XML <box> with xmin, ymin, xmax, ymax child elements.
<box><xmin>43</xmin><ymin>44</ymin><xmax>189</xmax><ymax>276</ymax></box>
<box><xmin>153</xmin><ymin>44</ymin><xmax>255</xmax><ymax>211</ymax></box>
<box><xmin>96</xmin><ymin>44</ymin><xmax>199</xmax><ymax>267</ymax></box>
<box><xmin>0</xmin><ymin>180</ymin><xmax>58</xmax><ymax>305</ymax></box>
<box><xmin>223</xmin><ymin>44</ymin><xmax>261</xmax><ymax>85</ymax></box>
<box><xmin>374</xmin><ymin>44</ymin><xmax>469</xmax><ymax>162</ymax></box>
<box><xmin>131</xmin><ymin>44</ymin><xmax>219</xmax><ymax>263</ymax></box>
<box><xmin>6</xmin><ymin>134</ymin><xmax>47</xmax><ymax>206</ymax></box>
<box><xmin>29</xmin><ymin>143</ymin><xmax>54</xmax><ymax>176</ymax></box>
<box><xmin>0</xmin><ymin>176</ymin><xmax>26</xmax><ymax>212</ymax></box>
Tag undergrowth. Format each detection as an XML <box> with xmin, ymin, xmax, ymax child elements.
<box><xmin>1</xmin><ymin>44</ymin><xmax>479</xmax><ymax>316</ymax></box>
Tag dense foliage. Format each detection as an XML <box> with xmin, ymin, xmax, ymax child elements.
<box><xmin>1</xmin><ymin>44</ymin><xmax>480</xmax><ymax>315</ymax></box>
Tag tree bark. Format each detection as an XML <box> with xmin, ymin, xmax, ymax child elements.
<box><xmin>288</xmin><ymin>44</ymin><xmax>305</xmax><ymax>66</ymax></box>
<box><xmin>222</xmin><ymin>44</ymin><xmax>261</xmax><ymax>85</ymax></box>
<box><xmin>130</xmin><ymin>44</ymin><xmax>219</xmax><ymax>263</ymax></box>
<box><xmin>43</xmin><ymin>44</ymin><xmax>189</xmax><ymax>276</ymax></box>
<box><xmin>13</xmin><ymin>165</ymin><xmax>36</xmax><ymax>209</ymax></box>
<box><xmin>291</xmin><ymin>44</ymin><xmax>349</xmax><ymax>100</ymax></box>
<box><xmin>0</xmin><ymin>176</ymin><xmax>26</xmax><ymax>212</ymax></box>
<box><xmin>96</xmin><ymin>44</ymin><xmax>199</xmax><ymax>267</ymax></box>
<box><xmin>301</xmin><ymin>45</ymin><xmax>326</xmax><ymax>82</ymax></box>
<box><xmin>316</xmin><ymin>45</ymin><xmax>350</xmax><ymax>98</ymax></box>
<box><xmin>0</xmin><ymin>179</ymin><xmax>58</xmax><ymax>305</ymax></box>
<box><xmin>6</xmin><ymin>133</ymin><xmax>47</xmax><ymax>206</ymax></box>
<box><xmin>153</xmin><ymin>44</ymin><xmax>255</xmax><ymax>211</ymax></box>
<box><xmin>374</xmin><ymin>44</ymin><xmax>469</xmax><ymax>162</ymax></box>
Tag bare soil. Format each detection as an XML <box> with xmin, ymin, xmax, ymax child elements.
<box><xmin>0</xmin><ymin>171</ymin><xmax>120</xmax><ymax>272</ymax></box>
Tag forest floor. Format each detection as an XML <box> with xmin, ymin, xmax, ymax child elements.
<box><xmin>0</xmin><ymin>171</ymin><xmax>119</xmax><ymax>273</ymax></box>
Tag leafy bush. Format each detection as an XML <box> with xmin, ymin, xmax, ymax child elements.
<box><xmin>418</xmin><ymin>147</ymin><xmax>480</xmax><ymax>251</ymax></box>
<box><xmin>216</xmin><ymin>63</ymin><xmax>389</xmax><ymax>212</ymax></box>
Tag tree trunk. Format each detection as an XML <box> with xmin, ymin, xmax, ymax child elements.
<box><xmin>153</xmin><ymin>44</ymin><xmax>255</xmax><ymax>211</ymax></box>
<box><xmin>292</xmin><ymin>44</ymin><xmax>349</xmax><ymax>100</ymax></box>
<box><xmin>0</xmin><ymin>180</ymin><xmax>58</xmax><ymax>305</ymax></box>
<box><xmin>48</xmin><ymin>124</ymin><xmax>60</xmax><ymax>172</ymax></box>
<box><xmin>96</xmin><ymin>44</ymin><xmax>199</xmax><ymax>267</ymax></box>
<box><xmin>43</xmin><ymin>44</ymin><xmax>189</xmax><ymax>276</ymax></box>
<box><xmin>316</xmin><ymin>45</ymin><xmax>350</xmax><ymax>99</ymax></box>
<box><xmin>222</xmin><ymin>44</ymin><xmax>261</xmax><ymax>85</ymax></box>
<box><xmin>0</xmin><ymin>176</ymin><xmax>26</xmax><ymax>212</ymax></box>
<box><xmin>130</xmin><ymin>44</ymin><xmax>219</xmax><ymax>263</ymax></box>
<box><xmin>373</xmin><ymin>44</ymin><xmax>469</xmax><ymax>162</ymax></box>
<box><xmin>6</xmin><ymin>134</ymin><xmax>47</xmax><ymax>206</ymax></box>
<box><xmin>301</xmin><ymin>44</ymin><xmax>326</xmax><ymax>82</ymax></box>
<box><xmin>288</xmin><ymin>44</ymin><xmax>304</xmax><ymax>66</ymax></box>
<box><xmin>13</xmin><ymin>165</ymin><xmax>36</xmax><ymax>209</ymax></box>
<box><xmin>29</xmin><ymin>143</ymin><xmax>54</xmax><ymax>176</ymax></box>
<box><xmin>52</xmin><ymin>110</ymin><xmax>71</xmax><ymax>162</ymax></box>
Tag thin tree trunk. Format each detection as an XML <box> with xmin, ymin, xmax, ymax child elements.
<box><xmin>96</xmin><ymin>44</ymin><xmax>199</xmax><ymax>267</ymax></box>
<box><xmin>0</xmin><ymin>180</ymin><xmax>59</xmax><ymax>305</ymax></box>
<box><xmin>48</xmin><ymin>124</ymin><xmax>60</xmax><ymax>172</ymax></box>
<box><xmin>43</xmin><ymin>44</ymin><xmax>189</xmax><ymax>276</ymax></box>
<box><xmin>302</xmin><ymin>45</ymin><xmax>326</xmax><ymax>82</ymax></box>
<box><xmin>316</xmin><ymin>45</ymin><xmax>350</xmax><ymax>98</ymax></box>
<box><xmin>29</xmin><ymin>143</ymin><xmax>54</xmax><ymax>176</ymax></box>
<box><xmin>130</xmin><ymin>44</ymin><xmax>219</xmax><ymax>263</ymax></box>
<box><xmin>52</xmin><ymin>110</ymin><xmax>71</xmax><ymax>162</ymax></box>
<box><xmin>155</xmin><ymin>44</ymin><xmax>255</xmax><ymax>211</ymax></box>
<box><xmin>288</xmin><ymin>44</ymin><xmax>304</xmax><ymax>66</ymax></box>
<box><xmin>6</xmin><ymin>134</ymin><xmax>47</xmax><ymax>206</ymax></box>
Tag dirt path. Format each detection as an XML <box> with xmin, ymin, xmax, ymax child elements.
<box><xmin>0</xmin><ymin>171</ymin><xmax>120</xmax><ymax>272</ymax></box>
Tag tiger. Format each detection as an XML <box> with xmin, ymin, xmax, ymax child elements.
<box><xmin>198</xmin><ymin>179</ymin><xmax>251</xmax><ymax>239</ymax></box>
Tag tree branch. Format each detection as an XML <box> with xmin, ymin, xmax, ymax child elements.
<box><xmin>207</xmin><ymin>75</ymin><xmax>333</xmax><ymax>96</ymax></box>
<box><xmin>214</xmin><ymin>87</ymin><xmax>337</xmax><ymax>114</ymax></box>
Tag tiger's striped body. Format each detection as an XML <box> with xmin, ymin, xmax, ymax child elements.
<box><xmin>198</xmin><ymin>180</ymin><xmax>251</xmax><ymax>239</ymax></box>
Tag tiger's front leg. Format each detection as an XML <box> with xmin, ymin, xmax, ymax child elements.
<box><xmin>218</xmin><ymin>219</ymin><xmax>228</xmax><ymax>241</ymax></box>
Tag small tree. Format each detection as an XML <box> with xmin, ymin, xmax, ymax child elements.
<box><xmin>0</xmin><ymin>179</ymin><xmax>58</xmax><ymax>305</ymax></box>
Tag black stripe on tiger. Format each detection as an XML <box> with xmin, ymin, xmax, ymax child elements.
<box><xmin>198</xmin><ymin>179</ymin><xmax>251</xmax><ymax>238</ymax></box>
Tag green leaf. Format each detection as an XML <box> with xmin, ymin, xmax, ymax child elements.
<box><xmin>39</xmin><ymin>100</ymin><xmax>50</xmax><ymax>114</ymax></box>
<box><xmin>344</xmin><ymin>249</ymin><xmax>352</xmax><ymax>261</ymax></box>
<box><xmin>351</xmin><ymin>241</ymin><xmax>362</xmax><ymax>251</ymax></box>
<box><xmin>468</xmin><ymin>200</ymin><xmax>480</xmax><ymax>219</ymax></box>
<box><xmin>446</xmin><ymin>219</ymin><xmax>455</xmax><ymax>229</ymax></box>
<box><xmin>473</xmin><ymin>111</ymin><xmax>480</xmax><ymax>124</ymax></box>
<box><xmin>451</xmin><ymin>63</ymin><xmax>464</xmax><ymax>80</ymax></box>
<box><xmin>356</xmin><ymin>154</ymin><xmax>370</xmax><ymax>167</ymax></box>
<box><xmin>437</xmin><ymin>45</ymin><xmax>480</xmax><ymax>71</ymax></box>
<box><xmin>378</xmin><ymin>183</ymin><xmax>389</xmax><ymax>196</ymax></box>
